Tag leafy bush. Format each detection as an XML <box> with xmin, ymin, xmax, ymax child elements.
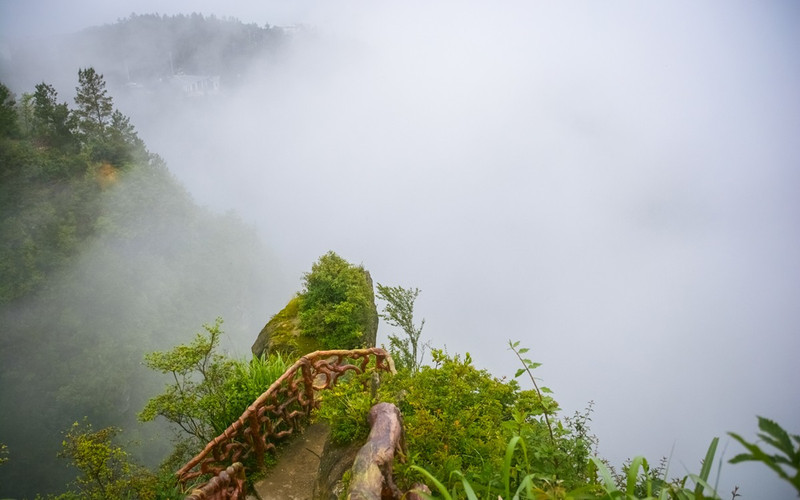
<box><xmin>52</xmin><ymin>419</ymin><xmax>163</xmax><ymax>500</ymax></box>
<box><xmin>299</xmin><ymin>251</ymin><xmax>376</xmax><ymax>349</ymax></box>
<box><xmin>315</xmin><ymin>370</ymin><xmax>377</xmax><ymax>445</ymax></box>
<box><xmin>316</xmin><ymin>344</ymin><xmax>594</xmax><ymax>495</ymax></box>
<box><xmin>140</xmin><ymin>319</ymin><xmax>294</xmax><ymax>446</ymax></box>
<box><xmin>138</xmin><ymin>318</ymin><xmax>236</xmax><ymax>444</ymax></box>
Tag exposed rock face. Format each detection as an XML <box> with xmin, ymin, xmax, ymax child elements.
<box><xmin>251</xmin><ymin>295</ymin><xmax>319</xmax><ymax>358</ymax></box>
<box><xmin>312</xmin><ymin>435</ymin><xmax>364</xmax><ymax>500</ymax></box>
<box><xmin>252</xmin><ymin>269</ymin><xmax>379</xmax><ymax>358</ymax></box>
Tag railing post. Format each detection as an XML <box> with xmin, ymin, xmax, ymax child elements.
<box><xmin>300</xmin><ymin>356</ymin><xmax>316</xmax><ymax>416</ymax></box>
<box><xmin>247</xmin><ymin>407</ymin><xmax>267</xmax><ymax>471</ymax></box>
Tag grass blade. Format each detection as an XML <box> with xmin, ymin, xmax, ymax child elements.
<box><xmin>410</xmin><ymin>465</ymin><xmax>453</xmax><ymax>500</ymax></box>
<box><xmin>626</xmin><ymin>456</ymin><xmax>645</xmax><ymax>495</ymax></box>
<box><xmin>502</xmin><ymin>436</ymin><xmax>523</xmax><ymax>500</ymax></box>
<box><xmin>694</xmin><ymin>437</ymin><xmax>718</xmax><ymax>498</ymax></box>
<box><xmin>451</xmin><ymin>471</ymin><xmax>479</xmax><ymax>500</ymax></box>
<box><xmin>591</xmin><ymin>457</ymin><xmax>621</xmax><ymax>495</ymax></box>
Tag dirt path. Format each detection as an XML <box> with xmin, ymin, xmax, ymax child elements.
<box><xmin>251</xmin><ymin>423</ymin><xmax>330</xmax><ymax>500</ymax></box>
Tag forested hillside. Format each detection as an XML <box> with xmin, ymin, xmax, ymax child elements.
<box><xmin>0</xmin><ymin>70</ymin><xmax>277</xmax><ymax>497</ymax></box>
<box><xmin>0</xmin><ymin>13</ymin><xmax>288</xmax><ymax>95</ymax></box>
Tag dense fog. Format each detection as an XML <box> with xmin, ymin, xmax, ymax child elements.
<box><xmin>1</xmin><ymin>1</ymin><xmax>799</xmax><ymax>497</ymax></box>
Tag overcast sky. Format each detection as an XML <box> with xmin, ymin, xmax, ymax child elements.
<box><xmin>3</xmin><ymin>0</ymin><xmax>800</xmax><ymax>496</ymax></box>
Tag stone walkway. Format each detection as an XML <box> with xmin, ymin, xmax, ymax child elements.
<box><xmin>251</xmin><ymin>423</ymin><xmax>330</xmax><ymax>500</ymax></box>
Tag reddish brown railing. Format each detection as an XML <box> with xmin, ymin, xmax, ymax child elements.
<box><xmin>185</xmin><ymin>462</ymin><xmax>245</xmax><ymax>500</ymax></box>
<box><xmin>178</xmin><ymin>347</ymin><xmax>395</xmax><ymax>498</ymax></box>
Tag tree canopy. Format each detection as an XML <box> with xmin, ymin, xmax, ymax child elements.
<box><xmin>376</xmin><ymin>283</ymin><xmax>427</xmax><ymax>373</ymax></box>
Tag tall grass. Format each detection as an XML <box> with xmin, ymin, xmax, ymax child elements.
<box><xmin>410</xmin><ymin>435</ymin><xmax>597</xmax><ymax>499</ymax></box>
<box><xmin>216</xmin><ymin>353</ymin><xmax>290</xmax><ymax>432</ymax></box>
<box><xmin>590</xmin><ymin>438</ymin><xmax>724</xmax><ymax>500</ymax></box>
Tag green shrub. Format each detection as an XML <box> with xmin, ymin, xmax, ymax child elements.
<box><xmin>316</xmin><ymin>345</ymin><xmax>594</xmax><ymax>495</ymax></box>
<box><xmin>53</xmin><ymin>419</ymin><xmax>165</xmax><ymax>500</ymax></box>
<box><xmin>299</xmin><ymin>251</ymin><xmax>376</xmax><ymax>349</ymax></box>
<box><xmin>315</xmin><ymin>370</ymin><xmax>377</xmax><ymax>445</ymax></box>
<box><xmin>140</xmin><ymin>320</ymin><xmax>292</xmax><ymax>457</ymax></box>
<box><xmin>138</xmin><ymin>318</ymin><xmax>235</xmax><ymax>445</ymax></box>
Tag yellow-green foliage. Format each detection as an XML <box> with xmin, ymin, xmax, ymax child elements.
<box><xmin>315</xmin><ymin>371</ymin><xmax>376</xmax><ymax>445</ymax></box>
<box><xmin>54</xmin><ymin>419</ymin><xmax>163</xmax><ymax>500</ymax></box>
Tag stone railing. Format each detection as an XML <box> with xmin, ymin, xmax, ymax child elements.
<box><xmin>178</xmin><ymin>347</ymin><xmax>395</xmax><ymax>499</ymax></box>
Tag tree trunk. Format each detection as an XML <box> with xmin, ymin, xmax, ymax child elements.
<box><xmin>347</xmin><ymin>403</ymin><xmax>405</xmax><ymax>500</ymax></box>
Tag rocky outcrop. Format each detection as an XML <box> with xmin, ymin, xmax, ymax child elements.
<box><xmin>251</xmin><ymin>295</ymin><xmax>320</xmax><ymax>358</ymax></box>
<box><xmin>312</xmin><ymin>434</ymin><xmax>365</xmax><ymax>500</ymax></box>
<box><xmin>252</xmin><ymin>270</ymin><xmax>379</xmax><ymax>358</ymax></box>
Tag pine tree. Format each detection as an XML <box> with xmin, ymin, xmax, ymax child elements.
<box><xmin>31</xmin><ymin>82</ymin><xmax>77</xmax><ymax>150</ymax></box>
<box><xmin>74</xmin><ymin>67</ymin><xmax>113</xmax><ymax>139</ymax></box>
<box><xmin>0</xmin><ymin>82</ymin><xmax>19</xmax><ymax>138</ymax></box>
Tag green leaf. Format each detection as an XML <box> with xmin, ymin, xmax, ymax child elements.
<box><xmin>728</xmin><ymin>452</ymin><xmax>756</xmax><ymax>464</ymax></box>
<box><xmin>591</xmin><ymin>457</ymin><xmax>620</xmax><ymax>494</ymax></box>
<box><xmin>451</xmin><ymin>471</ymin><xmax>479</xmax><ymax>500</ymax></box>
<box><xmin>503</xmin><ymin>436</ymin><xmax>523</xmax><ymax>500</ymax></box>
<box><xmin>687</xmin><ymin>473</ymin><xmax>720</xmax><ymax>498</ymax></box>
<box><xmin>699</xmin><ymin>437</ymin><xmax>718</xmax><ymax>482</ymax></box>
<box><xmin>540</xmin><ymin>386</ymin><xmax>553</xmax><ymax>394</ymax></box>
<box><xmin>728</xmin><ymin>431</ymin><xmax>791</xmax><ymax>481</ymax></box>
<box><xmin>411</xmin><ymin>465</ymin><xmax>452</xmax><ymax>500</ymax></box>
<box><xmin>514</xmin><ymin>368</ymin><xmax>526</xmax><ymax>378</ymax></box>
<box><xmin>694</xmin><ymin>437</ymin><xmax>718</xmax><ymax>498</ymax></box>
<box><xmin>757</xmin><ymin>416</ymin><xmax>795</xmax><ymax>458</ymax></box>
<box><xmin>513</xmin><ymin>474</ymin><xmax>537</xmax><ymax>500</ymax></box>
<box><xmin>517</xmin><ymin>347</ymin><xmax>529</xmax><ymax>354</ymax></box>
<box><xmin>525</xmin><ymin>361</ymin><xmax>542</xmax><ymax>370</ymax></box>
<box><xmin>626</xmin><ymin>456</ymin><xmax>646</xmax><ymax>495</ymax></box>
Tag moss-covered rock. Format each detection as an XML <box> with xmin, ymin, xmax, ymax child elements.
<box><xmin>252</xmin><ymin>295</ymin><xmax>321</xmax><ymax>357</ymax></box>
<box><xmin>252</xmin><ymin>253</ymin><xmax>379</xmax><ymax>357</ymax></box>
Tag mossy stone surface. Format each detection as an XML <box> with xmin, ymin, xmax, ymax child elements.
<box><xmin>252</xmin><ymin>295</ymin><xmax>322</xmax><ymax>357</ymax></box>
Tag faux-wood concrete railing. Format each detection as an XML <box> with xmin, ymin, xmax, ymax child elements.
<box><xmin>178</xmin><ymin>347</ymin><xmax>395</xmax><ymax>500</ymax></box>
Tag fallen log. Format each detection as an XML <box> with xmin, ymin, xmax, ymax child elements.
<box><xmin>347</xmin><ymin>403</ymin><xmax>406</xmax><ymax>500</ymax></box>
